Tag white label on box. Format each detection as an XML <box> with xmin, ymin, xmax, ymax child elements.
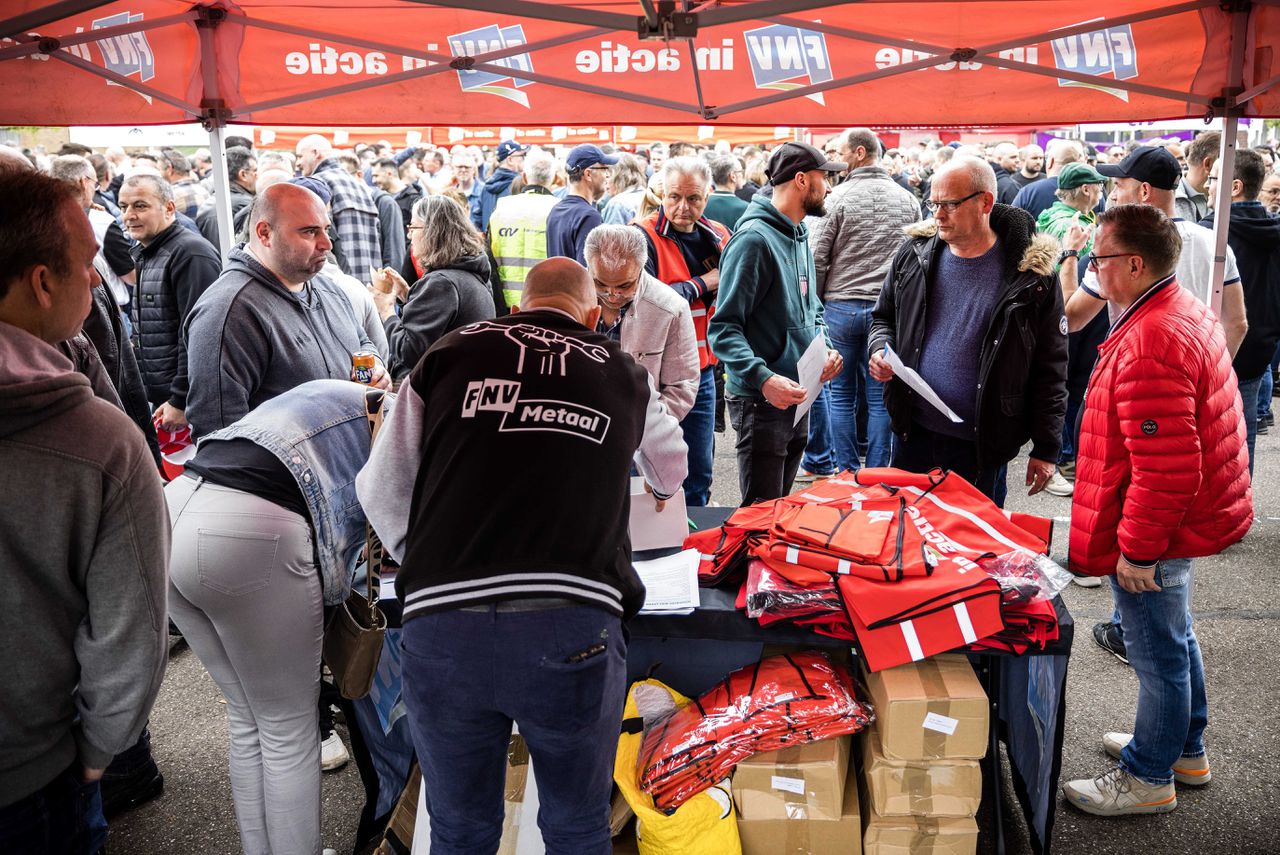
<box><xmin>771</xmin><ymin>775</ymin><xmax>806</xmax><ymax>795</ymax></box>
<box><xmin>923</xmin><ymin>711</ymin><xmax>959</xmax><ymax>735</ymax></box>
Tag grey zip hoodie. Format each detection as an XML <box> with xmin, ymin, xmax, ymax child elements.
<box><xmin>0</xmin><ymin>320</ymin><xmax>169</xmax><ymax>805</ymax></box>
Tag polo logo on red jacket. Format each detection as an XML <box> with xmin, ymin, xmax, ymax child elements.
<box><xmin>1141</xmin><ymin>419</ymin><xmax>1158</xmax><ymax>435</ymax></box>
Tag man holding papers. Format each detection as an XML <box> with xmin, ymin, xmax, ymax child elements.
<box><xmin>710</xmin><ymin>142</ymin><xmax>844</xmax><ymax>504</ymax></box>
<box><xmin>869</xmin><ymin>156</ymin><xmax>1067</xmax><ymax>503</ymax></box>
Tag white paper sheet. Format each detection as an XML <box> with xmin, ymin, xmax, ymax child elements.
<box><xmin>883</xmin><ymin>344</ymin><xmax>963</xmax><ymax>423</ymax></box>
<box><xmin>793</xmin><ymin>333</ymin><xmax>827</xmax><ymax>426</ymax></box>
<box><xmin>633</xmin><ymin>548</ymin><xmax>701</xmax><ymax>614</ymax></box>
<box><xmin>629</xmin><ymin>477</ymin><xmax>689</xmax><ymax>551</ymax></box>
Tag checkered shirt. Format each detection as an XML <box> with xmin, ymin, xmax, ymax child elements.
<box><xmin>312</xmin><ymin>159</ymin><xmax>382</xmax><ymax>277</ymax></box>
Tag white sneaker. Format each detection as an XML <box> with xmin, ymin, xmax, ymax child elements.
<box><xmin>1044</xmin><ymin>471</ymin><xmax>1074</xmax><ymax>497</ymax></box>
<box><xmin>323</xmin><ymin>849</ymin><xmax>338</xmax><ymax>855</ymax></box>
<box><xmin>1102</xmin><ymin>732</ymin><xmax>1212</xmax><ymax>786</ymax></box>
<box><xmin>1072</xmin><ymin>573</ymin><xmax>1104</xmax><ymax>588</ymax></box>
<box><xmin>1062</xmin><ymin>767</ymin><xmax>1177</xmax><ymax>816</ymax></box>
<box><xmin>321</xmin><ymin>732</ymin><xmax>349</xmax><ymax>771</ymax></box>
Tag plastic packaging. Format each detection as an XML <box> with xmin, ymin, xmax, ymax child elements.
<box><xmin>744</xmin><ymin>559</ymin><xmax>842</xmax><ymax>620</ymax></box>
<box><xmin>978</xmin><ymin>550</ymin><xmax>1074</xmax><ymax>603</ymax></box>
<box><xmin>636</xmin><ymin>651</ymin><xmax>874</xmax><ymax>810</ymax></box>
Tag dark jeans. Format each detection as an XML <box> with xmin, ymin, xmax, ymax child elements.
<box><xmin>892</xmin><ymin>424</ymin><xmax>1004</xmax><ymax>506</ymax></box>
<box><xmin>726</xmin><ymin>394</ymin><xmax>809</xmax><ymax>505</ymax></box>
<box><xmin>400</xmin><ymin>605</ymin><xmax>625</xmax><ymax>855</ymax></box>
<box><xmin>0</xmin><ymin>762</ymin><xmax>101</xmax><ymax>855</ymax></box>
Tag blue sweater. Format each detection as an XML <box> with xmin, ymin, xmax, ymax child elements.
<box><xmin>915</xmin><ymin>240</ymin><xmax>1005</xmax><ymax>437</ymax></box>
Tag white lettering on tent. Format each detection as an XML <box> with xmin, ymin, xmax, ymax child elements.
<box><xmin>285</xmin><ymin>43</ymin><xmax>388</xmax><ymax>76</ymax></box>
<box><xmin>1081</xmin><ymin>32</ymin><xmax>1111</xmax><ymax>69</ymax></box>
<box><xmin>574</xmin><ymin>42</ymin><xmax>684</xmax><ymax>73</ymax></box>
<box><xmin>873</xmin><ymin>46</ymin><xmax>1033</xmax><ymax>72</ymax></box>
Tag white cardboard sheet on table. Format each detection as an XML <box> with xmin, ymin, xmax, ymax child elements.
<box><xmin>793</xmin><ymin>333</ymin><xmax>827</xmax><ymax>426</ymax></box>
<box><xmin>883</xmin><ymin>344</ymin><xmax>963</xmax><ymax>423</ymax></box>
<box><xmin>633</xmin><ymin>548</ymin><xmax>701</xmax><ymax>615</ymax></box>
<box><xmin>628</xmin><ymin>476</ymin><xmax>688</xmax><ymax>551</ymax></box>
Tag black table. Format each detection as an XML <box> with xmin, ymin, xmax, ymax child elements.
<box><xmin>628</xmin><ymin>506</ymin><xmax>1072</xmax><ymax>855</ymax></box>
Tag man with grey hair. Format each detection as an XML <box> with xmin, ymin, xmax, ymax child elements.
<box><xmin>159</xmin><ymin>148</ymin><xmax>208</xmax><ymax>219</ymax></box>
<box><xmin>635</xmin><ymin>155</ymin><xmax>731</xmax><ymax>506</ymax></box>
<box><xmin>184</xmin><ymin>182</ymin><xmax>388</xmax><ymax>439</ymax></box>
<box><xmin>1176</xmin><ymin>131</ymin><xmax>1220</xmax><ymax>223</ymax></box>
<box><xmin>488</xmin><ymin>148</ymin><xmax>559</xmax><ymax>309</ymax></box>
<box><xmin>1011</xmin><ymin>138</ymin><xmax>1086</xmax><ymax>220</ymax></box>
<box><xmin>870</xmin><ymin>156</ymin><xmax>1067</xmax><ymax>503</ymax></box>
<box><xmin>809</xmin><ymin>128</ymin><xmax>920</xmax><ymax>473</ymax></box>
<box><xmin>119</xmin><ymin>173</ymin><xmax>222</xmax><ymax>433</ymax></box>
<box><xmin>585</xmin><ymin>224</ymin><xmax>699</xmax><ymax>419</ymax></box>
<box><xmin>51</xmin><ymin>155</ymin><xmax>136</xmax><ymax>317</ymax></box>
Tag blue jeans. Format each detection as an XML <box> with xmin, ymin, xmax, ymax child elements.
<box><xmin>680</xmin><ymin>366</ymin><xmax>716</xmax><ymax>506</ymax></box>
<box><xmin>825</xmin><ymin>299</ymin><xmax>892</xmax><ymax>470</ymax></box>
<box><xmin>1237</xmin><ymin>373</ymin><xmax>1264</xmax><ymax>476</ymax></box>
<box><xmin>1110</xmin><ymin>558</ymin><xmax>1206</xmax><ymax>786</ymax></box>
<box><xmin>0</xmin><ymin>762</ymin><xmax>101</xmax><ymax>855</ymax></box>
<box><xmin>400</xmin><ymin>605</ymin><xmax>625</xmax><ymax>855</ymax></box>
<box><xmin>801</xmin><ymin>386</ymin><xmax>836</xmax><ymax>475</ymax></box>
<box><xmin>1259</xmin><ymin>370</ymin><xmax>1272</xmax><ymax>420</ymax></box>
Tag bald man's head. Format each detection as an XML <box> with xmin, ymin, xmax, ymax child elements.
<box><xmin>246</xmin><ymin>182</ymin><xmax>332</xmax><ymax>288</ymax></box>
<box><xmin>0</xmin><ymin>145</ymin><xmax>34</xmax><ymax>174</ymax></box>
<box><xmin>295</xmin><ymin>133</ymin><xmax>334</xmax><ymax>176</ymax></box>
<box><xmin>520</xmin><ymin>257</ymin><xmax>599</xmax><ymax>325</ymax></box>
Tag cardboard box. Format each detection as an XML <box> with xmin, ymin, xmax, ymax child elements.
<box><xmin>496</xmin><ymin>735</ymin><xmax>532</xmax><ymax>855</ymax></box>
<box><xmin>738</xmin><ymin>765</ymin><xmax>862</xmax><ymax>855</ymax></box>
<box><xmin>860</xmin><ymin>655</ymin><xmax>988</xmax><ymax>761</ymax></box>
<box><xmin>860</xmin><ymin>730</ymin><xmax>981</xmax><ymax>817</ymax></box>
<box><xmin>862</xmin><ymin>805</ymin><xmax>978</xmax><ymax>855</ymax></box>
<box><xmin>733</xmin><ymin>735</ymin><xmax>852</xmax><ymax>821</ymax></box>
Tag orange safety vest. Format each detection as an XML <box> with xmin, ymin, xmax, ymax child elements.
<box><xmin>635</xmin><ymin>211</ymin><xmax>730</xmax><ymax>370</ymax></box>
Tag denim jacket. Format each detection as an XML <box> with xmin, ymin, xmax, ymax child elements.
<box><xmin>199</xmin><ymin>379</ymin><xmax>392</xmax><ymax>605</ymax></box>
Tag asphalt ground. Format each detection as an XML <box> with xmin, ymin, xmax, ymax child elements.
<box><xmin>112</xmin><ymin>419</ymin><xmax>1280</xmax><ymax>854</ymax></box>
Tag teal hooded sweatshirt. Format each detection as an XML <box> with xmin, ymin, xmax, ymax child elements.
<box><xmin>709</xmin><ymin>195</ymin><xmax>828</xmax><ymax>397</ymax></box>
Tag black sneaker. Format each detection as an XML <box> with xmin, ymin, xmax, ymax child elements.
<box><xmin>101</xmin><ymin>759</ymin><xmax>164</xmax><ymax>818</ymax></box>
<box><xmin>1092</xmin><ymin>621</ymin><xmax>1129</xmax><ymax>666</ymax></box>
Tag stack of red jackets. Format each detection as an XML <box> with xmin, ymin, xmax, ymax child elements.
<box><xmin>686</xmin><ymin>469</ymin><xmax>1061</xmax><ymax>671</ymax></box>
<box><xmin>637</xmin><ymin>651</ymin><xmax>874</xmax><ymax>809</ymax></box>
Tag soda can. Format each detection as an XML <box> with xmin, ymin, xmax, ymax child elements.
<box><xmin>352</xmin><ymin>352</ymin><xmax>376</xmax><ymax>385</ymax></box>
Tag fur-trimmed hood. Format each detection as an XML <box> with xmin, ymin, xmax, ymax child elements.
<box><xmin>905</xmin><ymin>203</ymin><xmax>1059</xmax><ymax>278</ymax></box>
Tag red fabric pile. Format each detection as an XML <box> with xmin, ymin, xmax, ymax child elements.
<box><xmin>685</xmin><ymin>468</ymin><xmax>1061</xmax><ymax>670</ymax></box>
<box><xmin>636</xmin><ymin>651</ymin><xmax>874</xmax><ymax>810</ymax></box>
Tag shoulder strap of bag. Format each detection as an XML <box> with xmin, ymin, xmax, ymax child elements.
<box><xmin>363</xmin><ymin>388</ymin><xmax>387</xmax><ymax>607</ymax></box>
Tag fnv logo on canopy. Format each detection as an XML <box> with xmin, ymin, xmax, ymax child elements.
<box><xmin>744</xmin><ymin>24</ymin><xmax>832</xmax><ymax>105</ymax></box>
<box><xmin>1051</xmin><ymin>22</ymin><xmax>1138</xmax><ymax>102</ymax></box>
<box><xmin>449</xmin><ymin>25</ymin><xmax>534</xmax><ymax>108</ymax></box>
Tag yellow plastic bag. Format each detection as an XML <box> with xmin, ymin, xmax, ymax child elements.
<box><xmin>614</xmin><ymin>679</ymin><xmax>742</xmax><ymax>855</ymax></box>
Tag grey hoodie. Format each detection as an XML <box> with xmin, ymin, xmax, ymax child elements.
<box><xmin>0</xmin><ymin>320</ymin><xmax>169</xmax><ymax>805</ymax></box>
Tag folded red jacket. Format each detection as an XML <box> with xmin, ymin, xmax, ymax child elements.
<box><xmin>844</xmin><ymin>582</ymin><xmax>1005</xmax><ymax>671</ymax></box>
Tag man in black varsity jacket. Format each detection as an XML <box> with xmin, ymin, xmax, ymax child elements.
<box><xmin>357</xmin><ymin>256</ymin><xmax>686</xmax><ymax>854</ymax></box>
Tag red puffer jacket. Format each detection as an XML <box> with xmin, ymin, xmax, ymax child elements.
<box><xmin>1070</xmin><ymin>278</ymin><xmax>1252</xmax><ymax>576</ymax></box>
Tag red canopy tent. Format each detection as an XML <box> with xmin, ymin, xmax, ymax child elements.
<box><xmin>2</xmin><ymin>0</ymin><xmax>1276</xmax><ymax>295</ymax></box>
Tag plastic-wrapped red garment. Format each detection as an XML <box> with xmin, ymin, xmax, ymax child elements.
<box><xmin>744</xmin><ymin>559</ymin><xmax>842</xmax><ymax>620</ymax></box>
<box><xmin>968</xmin><ymin>597</ymin><xmax>1059</xmax><ymax>654</ymax></box>
<box><xmin>637</xmin><ymin>652</ymin><xmax>874</xmax><ymax>810</ymax></box>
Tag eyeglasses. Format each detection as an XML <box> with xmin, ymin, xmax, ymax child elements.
<box><xmin>924</xmin><ymin>190</ymin><xmax>984</xmax><ymax>214</ymax></box>
<box><xmin>1086</xmin><ymin>252</ymin><xmax>1130</xmax><ymax>270</ymax></box>
<box><xmin>1205</xmin><ymin>176</ymin><xmax>1218</xmax><ymax>184</ymax></box>
<box><xmin>586</xmin><ymin>165</ymin><xmax>613</xmax><ymax>174</ymax></box>
<box><xmin>407</xmin><ymin>223</ymin><xmax>424</xmax><ymax>232</ymax></box>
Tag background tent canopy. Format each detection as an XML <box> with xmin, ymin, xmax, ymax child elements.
<box><xmin>1</xmin><ymin>0</ymin><xmax>1277</xmax><ymax>128</ymax></box>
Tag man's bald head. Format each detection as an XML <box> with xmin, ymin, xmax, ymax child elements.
<box><xmin>249</xmin><ymin>181</ymin><xmax>324</xmax><ymax>233</ymax></box>
<box><xmin>295</xmin><ymin>133</ymin><xmax>334</xmax><ymax>176</ymax></box>
<box><xmin>0</xmin><ymin>145</ymin><xmax>34</xmax><ymax>174</ymax></box>
<box><xmin>521</xmin><ymin>257</ymin><xmax>599</xmax><ymax>325</ymax></box>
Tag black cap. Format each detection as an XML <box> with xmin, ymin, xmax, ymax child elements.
<box><xmin>1096</xmin><ymin>146</ymin><xmax>1182</xmax><ymax>191</ymax></box>
<box><xmin>766</xmin><ymin>142</ymin><xmax>847</xmax><ymax>186</ymax></box>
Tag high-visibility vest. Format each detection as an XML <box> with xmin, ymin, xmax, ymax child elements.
<box><xmin>488</xmin><ymin>189</ymin><xmax>558</xmax><ymax>309</ymax></box>
<box><xmin>636</xmin><ymin>211</ymin><xmax>730</xmax><ymax>370</ymax></box>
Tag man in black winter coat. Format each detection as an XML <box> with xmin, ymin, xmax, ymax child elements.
<box><xmin>869</xmin><ymin>156</ymin><xmax>1068</xmax><ymax>504</ymax></box>
<box><xmin>119</xmin><ymin>174</ymin><xmax>221</xmax><ymax>433</ymax></box>
<box><xmin>1200</xmin><ymin>148</ymin><xmax>1280</xmax><ymax>474</ymax></box>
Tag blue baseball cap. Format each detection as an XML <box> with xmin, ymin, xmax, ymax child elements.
<box><xmin>497</xmin><ymin>140</ymin><xmax>528</xmax><ymax>162</ymax></box>
<box><xmin>566</xmin><ymin>144</ymin><xmax>619</xmax><ymax>172</ymax></box>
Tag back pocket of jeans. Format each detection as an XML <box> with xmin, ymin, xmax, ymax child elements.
<box><xmin>197</xmin><ymin>529</ymin><xmax>278</xmax><ymax>596</ymax></box>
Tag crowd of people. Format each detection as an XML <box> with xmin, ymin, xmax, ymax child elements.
<box><xmin>0</xmin><ymin>123</ymin><xmax>1277</xmax><ymax>852</ymax></box>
